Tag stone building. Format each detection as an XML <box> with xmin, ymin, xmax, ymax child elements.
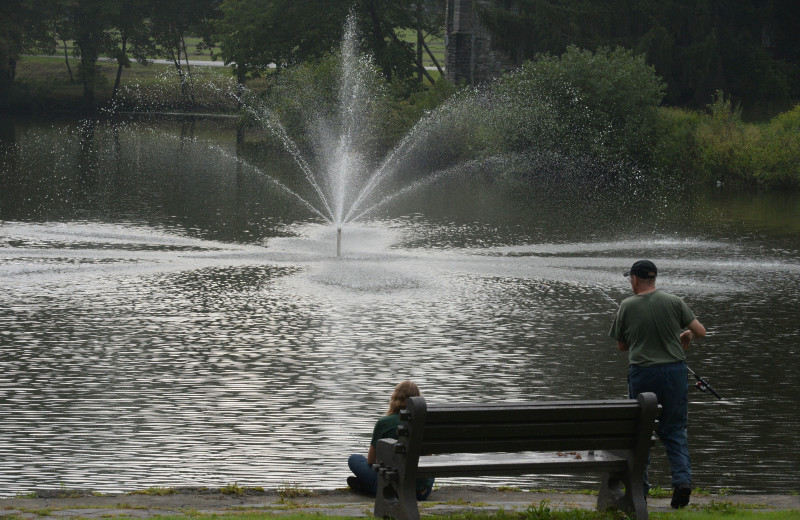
<box><xmin>445</xmin><ymin>0</ymin><xmax>515</xmax><ymax>85</ymax></box>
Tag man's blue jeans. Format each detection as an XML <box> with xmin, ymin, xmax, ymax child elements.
<box><xmin>628</xmin><ymin>361</ymin><xmax>691</xmax><ymax>491</ymax></box>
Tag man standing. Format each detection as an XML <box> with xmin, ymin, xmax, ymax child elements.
<box><xmin>609</xmin><ymin>260</ymin><xmax>706</xmax><ymax>509</ymax></box>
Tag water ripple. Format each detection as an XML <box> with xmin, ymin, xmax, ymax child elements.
<box><xmin>1</xmin><ymin>220</ymin><xmax>798</xmax><ymax>495</ymax></box>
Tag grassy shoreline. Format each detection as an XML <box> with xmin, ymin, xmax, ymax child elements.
<box><xmin>3</xmin><ymin>484</ymin><xmax>799</xmax><ymax>520</ymax></box>
<box><xmin>4</xmin><ymin>57</ymin><xmax>799</xmax><ymax>189</ymax></box>
<box><xmin>6</xmin><ymin>57</ymin><xmax>241</xmax><ymax>113</ymax></box>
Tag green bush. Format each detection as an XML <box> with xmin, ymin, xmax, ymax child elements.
<box><xmin>652</xmin><ymin>106</ymin><xmax>703</xmax><ymax>177</ymax></box>
<box><xmin>692</xmin><ymin>92</ymin><xmax>800</xmax><ymax>187</ymax></box>
<box><xmin>694</xmin><ymin>91</ymin><xmax>759</xmax><ymax>183</ymax></box>
<box><xmin>251</xmin><ymin>53</ymin><xmax>395</xmax><ymax>160</ymax></box>
<box><xmin>386</xmin><ymin>78</ymin><xmax>459</xmax><ymax>142</ymax></box>
<box><xmin>754</xmin><ymin>104</ymin><xmax>800</xmax><ymax>186</ymax></box>
<box><xmin>491</xmin><ymin>45</ymin><xmax>666</xmax><ymax>166</ymax></box>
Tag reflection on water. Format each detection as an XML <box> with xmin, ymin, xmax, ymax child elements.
<box><xmin>1</xmin><ymin>117</ymin><xmax>799</xmax><ymax>496</ymax></box>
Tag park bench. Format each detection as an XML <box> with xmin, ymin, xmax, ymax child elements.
<box><xmin>373</xmin><ymin>392</ymin><xmax>660</xmax><ymax>520</ymax></box>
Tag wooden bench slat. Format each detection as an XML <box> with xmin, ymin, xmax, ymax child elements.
<box><xmin>416</xmin><ymin>451</ymin><xmax>628</xmax><ymax>478</ymax></box>
<box><xmin>422</xmin><ymin>405</ymin><xmax>642</xmax><ymax>424</ymax></box>
<box><xmin>420</xmin><ymin>436</ymin><xmax>637</xmax><ymax>454</ymax></box>
<box><xmin>419</xmin><ymin>420</ymin><xmax>638</xmax><ymax>442</ymax></box>
<box><xmin>426</xmin><ymin>400</ymin><xmax>642</xmax><ymax>411</ymax></box>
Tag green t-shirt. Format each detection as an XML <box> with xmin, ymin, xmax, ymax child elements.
<box><xmin>371</xmin><ymin>414</ymin><xmax>401</xmax><ymax>447</ymax></box>
<box><xmin>372</xmin><ymin>414</ymin><xmax>434</xmax><ymax>491</ymax></box>
<box><xmin>609</xmin><ymin>290</ymin><xmax>696</xmax><ymax>367</ymax></box>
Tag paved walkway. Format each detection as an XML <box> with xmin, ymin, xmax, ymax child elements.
<box><xmin>3</xmin><ymin>486</ymin><xmax>799</xmax><ymax>519</ymax></box>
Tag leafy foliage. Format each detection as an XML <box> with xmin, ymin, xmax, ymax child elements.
<box><xmin>491</xmin><ymin>46</ymin><xmax>665</xmax><ymax>167</ymax></box>
<box><xmin>250</xmin><ymin>51</ymin><xmax>395</xmax><ymax>163</ymax></box>
<box><xmin>214</xmin><ymin>0</ymin><xmax>443</xmax><ymax>88</ymax></box>
<box><xmin>214</xmin><ymin>0</ymin><xmax>349</xmax><ymax>79</ymax></box>
<box><xmin>478</xmin><ymin>0</ymin><xmax>800</xmax><ymax>109</ymax></box>
<box><xmin>654</xmin><ymin>95</ymin><xmax>800</xmax><ymax>187</ymax></box>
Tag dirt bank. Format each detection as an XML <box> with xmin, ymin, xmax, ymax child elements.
<box><xmin>3</xmin><ymin>486</ymin><xmax>799</xmax><ymax>519</ymax></box>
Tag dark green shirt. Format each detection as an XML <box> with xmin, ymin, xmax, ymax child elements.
<box><xmin>372</xmin><ymin>413</ymin><xmax>434</xmax><ymax>491</ymax></box>
<box><xmin>609</xmin><ymin>290</ymin><xmax>696</xmax><ymax>366</ymax></box>
<box><xmin>371</xmin><ymin>414</ymin><xmax>401</xmax><ymax>447</ymax></box>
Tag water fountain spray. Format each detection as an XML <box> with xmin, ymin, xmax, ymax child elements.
<box><xmin>227</xmin><ymin>12</ymin><xmax>496</xmax><ymax>251</ymax></box>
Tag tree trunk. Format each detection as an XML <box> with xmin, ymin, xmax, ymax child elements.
<box><xmin>366</xmin><ymin>0</ymin><xmax>390</xmax><ymax>80</ymax></box>
<box><xmin>236</xmin><ymin>65</ymin><xmax>246</xmax><ymax>148</ymax></box>
<box><xmin>181</xmin><ymin>35</ymin><xmax>196</xmax><ymax>107</ymax></box>
<box><xmin>63</xmin><ymin>39</ymin><xmax>74</xmax><ymax>82</ymax></box>
<box><xmin>422</xmin><ymin>38</ymin><xmax>444</xmax><ymax>76</ymax></box>
<box><xmin>417</xmin><ymin>2</ymin><xmax>424</xmax><ymax>82</ymax></box>
<box><xmin>79</xmin><ymin>49</ymin><xmax>97</xmax><ymax>114</ymax></box>
<box><xmin>170</xmin><ymin>51</ymin><xmax>189</xmax><ymax>105</ymax></box>
<box><xmin>112</xmin><ymin>35</ymin><xmax>127</xmax><ymax>102</ymax></box>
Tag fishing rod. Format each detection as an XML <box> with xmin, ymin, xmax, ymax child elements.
<box><xmin>686</xmin><ymin>365</ymin><xmax>723</xmax><ymax>400</ymax></box>
<box><xmin>599</xmin><ymin>287</ymin><xmax>723</xmax><ymax>400</ymax></box>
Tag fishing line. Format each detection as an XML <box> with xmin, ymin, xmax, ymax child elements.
<box><xmin>331</xmin><ymin>413</ymin><xmax>368</xmax><ymax>449</ymax></box>
<box><xmin>597</xmin><ymin>287</ymin><xmax>622</xmax><ymax>309</ymax></box>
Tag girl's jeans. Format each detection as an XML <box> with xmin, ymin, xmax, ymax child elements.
<box><xmin>348</xmin><ymin>453</ymin><xmax>433</xmax><ymax>500</ymax></box>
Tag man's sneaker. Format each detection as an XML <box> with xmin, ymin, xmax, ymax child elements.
<box><xmin>671</xmin><ymin>483</ymin><xmax>692</xmax><ymax>509</ymax></box>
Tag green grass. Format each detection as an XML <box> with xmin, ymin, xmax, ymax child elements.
<box><xmin>53</xmin><ymin>36</ymin><xmax>217</xmax><ymax>62</ymax></box>
<box><xmin>9</xmin><ymin>55</ymin><xmax>238</xmax><ymax>112</ymax></box>
<box><xmin>127</xmin><ymin>487</ymin><xmax>178</xmax><ymax>496</ymax></box>
<box><xmin>22</xmin><ymin>509</ymin><xmax>790</xmax><ymax>520</ymax></box>
<box><xmin>396</xmin><ymin>28</ymin><xmax>445</xmax><ymax>69</ymax></box>
<box><xmin>12</xmin><ymin>27</ymin><xmax>444</xmax><ymax>113</ymax></box>
<box><xmin>652</xmin><ymin>509</ymin><xmax>798</xmax><ymax>520</ymax></box>
<box><xmin>15</xmin><ymin>55</ymin><xmax>231</xmax><ymax>83</ymax></box>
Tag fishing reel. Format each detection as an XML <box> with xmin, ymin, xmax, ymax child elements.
<box><xmin>690</xmin><ymin>372</ymin><xmax>723</xmax><ymax>400</ymax></box>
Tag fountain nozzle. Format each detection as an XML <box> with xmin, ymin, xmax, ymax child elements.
<box><xmin>336</xmin><ymin>227</ymin><xmax>342</xmax><ymax>257</ymax></box>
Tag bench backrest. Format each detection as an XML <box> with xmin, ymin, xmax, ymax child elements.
<box><xmin>398</xmin><ymin>393</ymin><xmax>659</xmax><ymax>455</ymax></box>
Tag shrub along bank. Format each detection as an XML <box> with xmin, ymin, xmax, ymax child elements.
<box><xmin>654</xmin><ymin>94</ymin><xmax>800</xmax><ymax>188</ymax></box>
<box><xmin>5</xmin><ymin>50</ymin><xmax>798</xmax><ymax>189</ymax></box>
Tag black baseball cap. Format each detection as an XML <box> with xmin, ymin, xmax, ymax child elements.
<box><xmin>624</xmin><ymin>260</ymin><xmax>657</xmax><ymax>279</ymax></box>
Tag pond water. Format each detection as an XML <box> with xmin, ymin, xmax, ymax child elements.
<box><xmin>1</xmin><ymin>116</ymin><xmax>798</xmax><ymax>496</ymax></box>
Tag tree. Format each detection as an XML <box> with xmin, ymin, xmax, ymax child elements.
<box><xmin>109</xmin><ymin>0</ymin><xmax>155</xmax><ymax>102</ymax></box>
<box><xmin>478</xmin><ymin>0</ymin><xmax>800</xmax><ymax>109</ymax></box>
<box><xmin>63</xmin><ymin>0</ymin><xmax>121</xmax><ymax>112</ymax></box>
<box><xmin>0</xmin><ymin>0</ymin><xmax>26</xmax><ymax>92</ymax></box>
<box><xmin>633</xmin><ymin>0</ymin><xmax>792</xmax><ymax>106</ymax></box>
<box><xmin>2</xmin><ymin>0</ymin><xmax>156</xmax><ymax>111</ymax></box>
<box><xmin>214</xmin><ymin>0</ymin><xmax>443</xmax><ymax>89</ymax></box>
<box><xmin>355</xmin><ymin>0</ymin><xmax>443</xmax><ymax>84</ymax></box>
<box><xmin>150</xmin><ymin>0</ymin><xmax>221</xmax><ymax>107</ymax></box>
<box><xmin>215</xmin><ymin>0</ymin><xmax>350</xmax><ymax>86</ymax></box>
<box><xmin>359</xmin><ymin>0</ymin><xmax>416</xmax><ymax>82</ymax></box>
<box><xmin>1</xmin><ymin>0</ymin><xmax>56</xmax><ymax>104</ymax></box>
<box><xmin>492</xmin><ymin>45</ymin><xmax>665</xmax><ymax>165</ymax></box>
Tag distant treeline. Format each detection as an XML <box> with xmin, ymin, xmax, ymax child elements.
<box><xmin>0</xmin><ymin>0</ymin><xmax>443</xmax><ymax>112</ymax></box>
<box><xmin>259</xmin><ymin>47</ymin><xmax>799</xmax><ymax>188</ymax></box>
<box><xmin>2</xmin><ymin>1</ymin><xmax>798</xmax><ymax>187</ymax></box>
<box><xmin>3</xmin><ymin>1</ymin><xmax>799</xmax><ymax>114</ymax></box>
<box><xmin>479</xmin><ymin>0</ymin><xmax>800</xmax><ymax>112</ymax></box>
